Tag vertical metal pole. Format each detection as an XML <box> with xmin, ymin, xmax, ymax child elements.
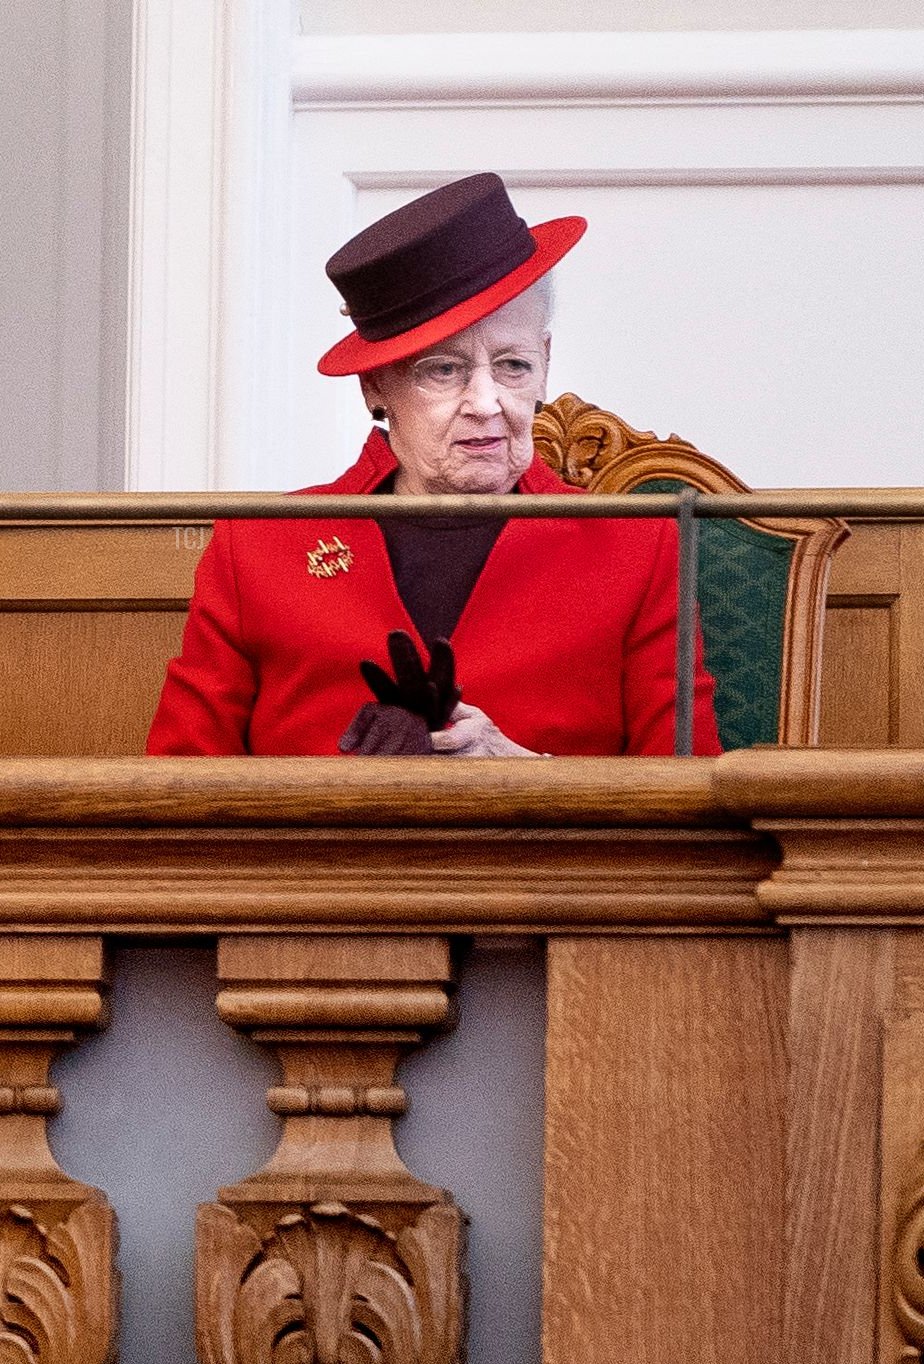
<box><xmin>674</xmin><ymin>488</ymin><xmax>700</xmax><ymax>756</ymax></box>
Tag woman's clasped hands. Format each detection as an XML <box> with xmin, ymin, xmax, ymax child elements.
<box><xmin>338</xmin><ymin>630</ymin><xmax>541</xmax><ymax>757</ymax></box>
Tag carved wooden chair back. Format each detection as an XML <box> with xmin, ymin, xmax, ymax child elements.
<box><xmin>533</xmin><ymin>393</ymin><xmax>849</xmax><ymax>748</ymax></box>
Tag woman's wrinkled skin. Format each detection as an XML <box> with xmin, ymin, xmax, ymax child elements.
<box><xmin>359</xmin><ymin>290</ymin><xmax>550</xmax><ymax>497</ymax></box>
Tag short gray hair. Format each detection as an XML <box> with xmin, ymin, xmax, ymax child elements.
<box><xmin>523</xmin><ymin>272</ymin><xmax>555</xmax><ymax>331</ymax></box>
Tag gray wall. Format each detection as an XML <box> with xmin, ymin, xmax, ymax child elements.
<box><xmin>0</xmin><ymin>0</ymin><xmax>129</xmax><ymax>492</ymax></box>
<box><xmin>300</xmin><ymin>0</ymin><xmax>924</xmax><ymax>32</ymax></box>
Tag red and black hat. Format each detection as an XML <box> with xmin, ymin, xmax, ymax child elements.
<box><xmin>318</xmin><ymin>173</ymin><xmax>586</xmax><ymax>376</ymax></box>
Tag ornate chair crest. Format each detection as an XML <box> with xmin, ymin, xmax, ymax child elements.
<box><xmin>534</xmin><ymin>393</ymin><xmax>849</xmax><ymax>748</ymax></box>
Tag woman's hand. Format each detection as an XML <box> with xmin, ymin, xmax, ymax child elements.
<box><xmin>339</xmin><ymin>702</ymin><xmax>434</xmax><ymax>755</ymax></box>
<box><xmin>429</xmin><ymin>702</ymin><xmax>542</xmax><ymax>757</ymax></box>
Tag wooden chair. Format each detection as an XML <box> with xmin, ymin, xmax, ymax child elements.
<box><xmin>534</xmin><ymin>392</ymin><xmax>850</xmax><ymax>748</ymax></box>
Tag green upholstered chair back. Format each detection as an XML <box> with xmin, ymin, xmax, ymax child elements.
<box><xmin>534</xmin><ymin>394</ymin><xmax>849</xmax><ymax>748</ymax></box>
<box><xmin>631</xmin><ymin>478</ymin><xmax>790</xmax><ymax>749</ymax></box>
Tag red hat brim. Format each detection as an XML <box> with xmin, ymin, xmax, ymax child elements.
<box><xmin>317</xmin><ymin>215</ymin><xmax>587</xmax><ymax>376</ymax></box>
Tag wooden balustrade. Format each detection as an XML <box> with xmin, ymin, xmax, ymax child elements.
<box><xmin>0</xmin><ymin>934</ymin><xmax>116</xmax><ymax>1363</ymax></box>
<box><xmin>0</xmin><ymin>751</ymin><xmax>920</xmax><ymax>1360</ymax></box>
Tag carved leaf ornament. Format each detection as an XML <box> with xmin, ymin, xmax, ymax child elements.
<box><xmin>533</xmin><ymin>391</ymin><xmax>700</xmax><ymax>491</ymax></box>
<box><xmin>0</xmin><ymin>1202</ymin><xmax>115</xmax><ymax>1364</ymax></box>
<box><xmin>198</xmin><ymin>1201</ymin><xmax>463</xmax><ymax>1364</ymax></box>
<box><xmin>893</xmin><ymin>1142</ymin><xmax>924</xmax><ymax>1360</ymax></box>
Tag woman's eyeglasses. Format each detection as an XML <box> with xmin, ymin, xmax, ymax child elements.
<box><xmin>409</xmin><ymin>351</ymin><xmax>543</xmax><ymax>396</ymax></box>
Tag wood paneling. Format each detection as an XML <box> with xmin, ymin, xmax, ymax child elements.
<box><xmin>0</xmin><ymin>510</ymin><xmax>923</xmax><ymax>1359</ymax></box>
<box><xmin>0</xmin><ymin>781</ymin><xmax>775</xmax><ymax>936</ymax></box>
<box><xmin>898</xmin><ymin>524</ymin><xmax>924</xmax><ymax>747</ymax></box>
<box><xmin>820</xmin><ymin>605</ymin><xmax>893</xmax><ymax>746</ymax></box>
<box><xmin>0</xmin><ymin>610</ymin><xmax>186</xmax><ymax>755</ymax></box>
<box><xmin>877</xmin><ymin>932</ymin><xmax>924</xmax><ymax>1361</ymax></box>
<box><xmin>821</xmin><ymin>521</ymin><xmax>924</xmax><ymax>747</ymax></box>
<box><xmin>0</xmin><ymin>521</ymin><xmax>203</xmax><ymax>757</ymax></box>
<box><xmin>543</xmin><ymin>934</ymin><xmax>787</xmax><ymax>1364</ymax></box>
<box><xmin>880</xmin><ymin>997</ymin><xmax>924</xmax><ymax>1361</ymax></box>
<box><xmin>0</xmin><ymin>749</ymin><xmax>919</xmax><ymax>1356</ymax></box>
<box><xmin>0</xmin><ymin>524</ymin><xmax>203</xmax><ymax>600</ymax></box>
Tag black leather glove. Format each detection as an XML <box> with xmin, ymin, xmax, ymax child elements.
<box><xmin>338</xmin><ymin>702</ymin><xmax>434</xmax><ymax>755</ymax></box>
<box><xmin>358</xmin><ymin>631</ymin><xmax>462</xmax><ymax>732</ymax></box>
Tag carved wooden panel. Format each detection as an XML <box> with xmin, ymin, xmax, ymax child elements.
<box><xmin>0</xmin><ymin>1200</ymin><xmax>116</xmax><ymax>1364</ymax></box>
<box><xmin>197</xmin><ymin>1200</ymin><xmax>463</xmax><ymax>1364</ymax></box>
<box><xmin>882</xmin><ymin>1003</ymin><xmax>924</xmax><ymax>1362</ymax></box>
<box><xmin>534</xmin><ymin>392</ymin><xmax>704</xmax><ymax>492</ymax></box>
<box><xmin>198</xmin><ymin>935</ymin><xmax>465</xmax><ymax>1364</ymax></box>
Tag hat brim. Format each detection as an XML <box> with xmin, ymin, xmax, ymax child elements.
<box><xmin>317</xmin><ymin>215</ymin><xmax>587</xmax><ymax>376</ymax></box>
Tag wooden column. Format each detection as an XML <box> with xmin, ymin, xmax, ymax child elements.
<box><xmin>536</xmin><ymin>780</ymin><xmax>781</xmax><ymax>1364</ymax></box>
<box><xmin>196</xmin><ymin>933</ymin><xmax>465</xmax><ymax>1364</ymax></box>
<box><xmin>0</xmin><ymin>933</ymin><xmax>116</xmax><ymax>1363</ymax></box>
<box><xmin>717</xmin><ymin>746</ymin><xmax>924</xmax><ymax>1364</ymax></box>
<box><xmin>785</xmin><ymin>928</ymin><xmax>893</xmax><ymax>1363</ymax></box>
<box><xmin>543</xmin><ymin>933</ymin><xmax>787</xmax><ymax>1364</ymax></box>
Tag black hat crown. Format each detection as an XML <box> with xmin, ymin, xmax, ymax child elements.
<box><xmin>325</xmin><ymin>173</ymin><xmax>536</xmax><ymax>343</ymax></box>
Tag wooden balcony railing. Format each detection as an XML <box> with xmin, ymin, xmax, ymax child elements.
<box><xmin>0</xmin><ymin>751</ymin><xmax>921</xmax><ymax>1361</ymax></box>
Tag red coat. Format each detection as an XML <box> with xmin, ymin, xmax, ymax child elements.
<box><xmin>146</xmin><ymin>429</ymin><xmax>721</xmax><ymax>756</ymax></box>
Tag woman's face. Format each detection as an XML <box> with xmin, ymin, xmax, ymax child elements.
<box><xmin>360</xmin><ymin>291</ymin><xmax>550</xmax><ymax>495</ymax></box>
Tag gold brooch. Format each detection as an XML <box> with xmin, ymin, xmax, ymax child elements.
<box><xmin>307</xmin><ymin>535</ymin><xmax>353</xmax><ymax>579</ymax></box>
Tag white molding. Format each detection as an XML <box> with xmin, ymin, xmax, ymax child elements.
<box><xmin>351</xmin><ymin>166</ymin><xmax>924</xmax><ymax>189</ymax></box>
<box><xmin>126</xmin><ymin>0</ymin><xmax>223</xmax><ymax>490</ymax></box>
<box><xmin>290</xmin><ymin>120</ymin><xmax>924</xmax><ymax>488</ymax></box>
<box><xmin>126</xmin><ymin>0</ymin><xmax>293</xmax><ymax>491</ymax></box>
<box><xmin>292</xmin><ymin>30</ymin><xmax>924</xmax><ymax>109</ymax></box>
<box><xmin>211</xmin><ymin>0</ymin><xmax>294</xmax><ymax>491</ymax></box>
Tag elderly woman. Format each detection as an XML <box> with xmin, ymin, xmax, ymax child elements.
<box><xmin>147</xmin><ymin>174</ymin><xmax>721</xmax><ymax>757</ymax></box>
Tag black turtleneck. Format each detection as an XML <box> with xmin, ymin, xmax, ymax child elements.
<box><xmin>375</xmin><ymin>473</ymin><xmax>506</xmax><ymax>645</ymax></box>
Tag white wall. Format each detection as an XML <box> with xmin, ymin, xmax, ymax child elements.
<box><xmin>284</xmin><ymin>32</ymin><xmax>924</xmax><ymax>491</ymax></box>
<box><xmin>127</xmin><ymin>19</ymin><xmax>924</xmax><ymax>491</ymax></box>
<box><xmin>6</xmin><ymin>4</ymin><xmax>921</xmax><ymax>493</ymax></box>
<box><xmin>300</xmin><ymin>0</ymin><xmax>924</xmax><ymax>32</ymax></box>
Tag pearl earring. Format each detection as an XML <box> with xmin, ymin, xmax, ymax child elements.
<box><xmin>370</xmin><ymin>405</ymin><xmax>387</xmax><ymax>422</ymax></box>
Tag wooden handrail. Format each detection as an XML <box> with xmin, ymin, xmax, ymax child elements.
<box><xmin>3</xmin><ymin>489</ymin><xmax>924</xmax><ymax>520</ymax></box>
<box><xmin>0</xmin><ymin>748</ymin><xmax>921</xmax><ymax>829</ymax></box>
<box><xmin>0</xmin><ymin>754</ymin><xmax>723</xmax><ymax>827</ymax></box>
